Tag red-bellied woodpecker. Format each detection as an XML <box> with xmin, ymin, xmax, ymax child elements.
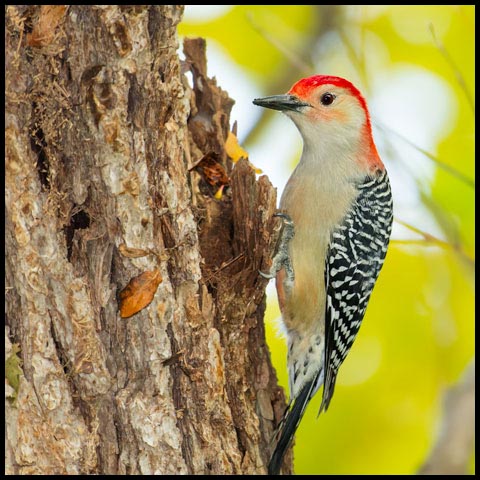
<box><xmin>253</xmin><ymin>75</ymin><xmax>393</xmax><ymax>475</ymax></box>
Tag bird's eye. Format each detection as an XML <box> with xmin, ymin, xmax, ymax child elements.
<box><xmin>320</xmin><ymin>92</ymin><xmax>335</xmax><ymax>106</ymax></box>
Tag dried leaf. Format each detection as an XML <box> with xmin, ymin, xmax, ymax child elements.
<box><xmin>119</xmin><ymin>269</ymin><xmax>162</xmax><ymax>318</ymax></box>
<box><xmin>193</xmin><ymin>151</ymin><xmax>230</xmax><ymax>187</ymax></box>
<box><xmin>118</xmin><ymin>243</ymin><xmax>149</xmax><ymax>258</ymax></box>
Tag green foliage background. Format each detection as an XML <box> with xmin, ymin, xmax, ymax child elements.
<box><xmin>179</xmin><ymin>6</ymin><xmax>474</xmax><ymax>475</ymax></box>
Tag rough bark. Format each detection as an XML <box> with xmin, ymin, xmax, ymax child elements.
<box><xmin>5</xmin><ymin>5</ymin><xmax>291</xmax><ymax>475</ymax></box>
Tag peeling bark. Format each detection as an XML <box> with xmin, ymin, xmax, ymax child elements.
<box><xmin>5</xmin><ymin>5</ymin><xmax>291</xmax><ymax>475</ymax></box>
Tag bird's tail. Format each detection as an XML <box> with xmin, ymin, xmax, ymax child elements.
<box><xmin>268</xmin><ymin>374</ymin><xmax>320</xmax><ymax>475</ymax></box>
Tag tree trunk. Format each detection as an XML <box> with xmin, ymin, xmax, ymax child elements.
<box><xmin>5</xmin><ymin>5</ymin><xmax>291</xmax><ymax>475</ymax></box>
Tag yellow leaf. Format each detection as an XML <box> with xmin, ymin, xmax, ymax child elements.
<box><xmin>214</xmin><ymin>184</ymin><xmax>225</xmax><ymax>199</ymax></box>
<box><xmin>225</xmin><ymin>131</ymin><xmax>249</xmax><ymax>163</ymax></box>
<box><xmin>225</xmin><ymin>131</ymin><xmax>263</xmax><ymax>173</ymax></box>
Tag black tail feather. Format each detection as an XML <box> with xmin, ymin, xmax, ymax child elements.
<box><xmin>268</xmin><ymin>378</ymin><xmax>318</xmax><ymax>475</ymax></box>
<box><xmin>318</xmin><ymin>371</ymin><xmax>337</xmax><ymax>415</ymax></box>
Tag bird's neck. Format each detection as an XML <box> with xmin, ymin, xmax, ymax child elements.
<box><xmin>299</xmin><ymin>124</ymin><xmax>383</xmax><ymax>182</ymax></box>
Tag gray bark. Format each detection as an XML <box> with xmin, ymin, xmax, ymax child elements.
<box><xmin>5</xmin><ymin>5</ymin><xmax>290</xmax><ymax>474</ymax></box>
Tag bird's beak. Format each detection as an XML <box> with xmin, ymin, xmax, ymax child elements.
<box><xmin>253</xmin><ymin>94</ymin><xmax>310</xmax><ymax>113</ymax></box>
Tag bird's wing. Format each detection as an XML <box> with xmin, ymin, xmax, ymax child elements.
<box><xmin>320</xmin><ymin>171</ymin><xmax>392</xmax><ymax>413</ymax></box>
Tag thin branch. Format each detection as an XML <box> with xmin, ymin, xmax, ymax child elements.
<box><xmin>341</xmin><ymin>17</ymin><xmax>474</xmax><ymax>190</ymax></box>
<box><xmin>393</xmin><ymin>218</ymin><xmax>474</xmax><ymax>266</ymax></box>
<box><xmin>395</xmin><ymin>218</ymin><xmax>452</xmax><ymax>246</ymax></box>
<box><xmin>243</xmin><ymin>6</ymin><xmax>341</xmax><ymax>147</ymax></box>
<box><xmin>429</xmin><ymin>22</ymin><xmax>475</xmax><ymax>114</ymax></box>
<box><xmin>375</xmin><ymin>121</ymin><xmax>475</xmax><ymax>189</ymax></box>
<box><xmin>246</xmin><ymin>11</ymin><xmax>313</xmax><ymax>74</ymax></box>
<box><xmin>203</xmin><ymin>252</ymin><xmax>246</xmax><ymax>284</ymax></box>
<box><xmin>391</xmin><ymin>239</ymin><xmax>448</xmax><ymax>247</ymax></box>
<box><xmin>337</xmin><ymin>27</ymin><xmax>369</xmax><ymax>92</ymax></box>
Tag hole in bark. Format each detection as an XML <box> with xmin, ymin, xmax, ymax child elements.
<box><xmin>30</xmin><ymin>124</ymin><xmax>50</xmax><ymax>190</ymax></box>
<box><xmin>164</xmin><ymin>104</ymin><xmax>173</xmax><ymax>122</ymax></box>
<box><xmin>110</xmin><ymin>248</ymin><xmax>116</xmax><ymax>283</ymax></box>
<box><xmin>234</xmin><ymin>426</ymin><xmax>247</xmax><ymax>456</ymax></box>
<box><xmin>99</xmin><ymin>83</ymin><xmax>116</xmax><ymax>109</ymax></box>
<box><xmin>61</xmin><ymin>51</ymin><xmax>73</xmax><ymax>82</ymax></box>
<box><xmin>205</xmin><ymin>282</ymin><xmax>216</xmax><ymax>296</ymax></box>
<box><xmin>50</xmin><ymin>317</ymin><xmax>71</xmax><ymax>376</ymax></box>
<box><xmin>64</xmin><ymin>207</ymin><xmax>91</xmax><ymax>262</ymax></box>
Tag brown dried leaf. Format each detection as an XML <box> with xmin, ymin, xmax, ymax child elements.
<box><xmin>193</xmin><ymin>151</ymin><xmax>230</xmax><ymax>187</ymax></box>
<box><xmin>27</xmin><ymin>5</ymin><xmax>66</xmax><ymax>47</ymax></box>
<box><xmin>119</xmin><ymin>269</ymin><xmax>162</xmax><ymax>318</ymax></box>
<box><xmin>118</xmin><ymin>243</ymin><xmax>149</xmax><ymax>258</ymax></box>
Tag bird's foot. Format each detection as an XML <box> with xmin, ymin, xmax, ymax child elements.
<box><xmin>259</xmin><ymin>213</ymin><xmax>295</xmax><ymax>282</ymax></box>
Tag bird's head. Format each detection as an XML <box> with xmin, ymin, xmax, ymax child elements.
<box><xmin>253</xmin><ymin>75</ymin><xmax>379</xmax><ymax>165</ymax></box>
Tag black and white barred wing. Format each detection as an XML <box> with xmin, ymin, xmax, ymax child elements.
<box><xmin>320</xmin><ymin>171</ymin><xmax>393</xmax><ymax>413</ymax></box>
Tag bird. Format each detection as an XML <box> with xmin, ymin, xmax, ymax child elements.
<box><xmin>253</xmin><ymin>75</ymin><xmax>393</xmax><ymax>475</ymax></box>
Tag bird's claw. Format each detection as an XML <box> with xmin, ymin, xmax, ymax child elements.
<box><xmin>259</xmin><ymin>213</ymin><xmax>295</xmax><ymax>282</ymax></box>
<box><xmin>259</xmin><ymin>269</ymin><xmax>276</xmax><ymax>279</ymax></box>
<box><xmin>273</xmin><ymin>212</ymin><xmax>294</xmax><ymax>226</ymax></box>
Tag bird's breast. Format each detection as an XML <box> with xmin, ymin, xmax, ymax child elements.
<box><xmin>278</xmin><ymin>170</ymin><xmax>358</xmax><ymax>334</ymax></box>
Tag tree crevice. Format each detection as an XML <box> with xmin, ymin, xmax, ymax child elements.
<box><xmin>30</xmin><ymin>123</ymin><xmax>50</xmax><ymax>190</ymax></box>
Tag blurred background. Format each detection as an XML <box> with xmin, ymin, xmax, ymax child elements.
<box><xmin>178</xmin><ymin>6</ymin><xmax>474</xmax><ymax>475</ymax></box>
